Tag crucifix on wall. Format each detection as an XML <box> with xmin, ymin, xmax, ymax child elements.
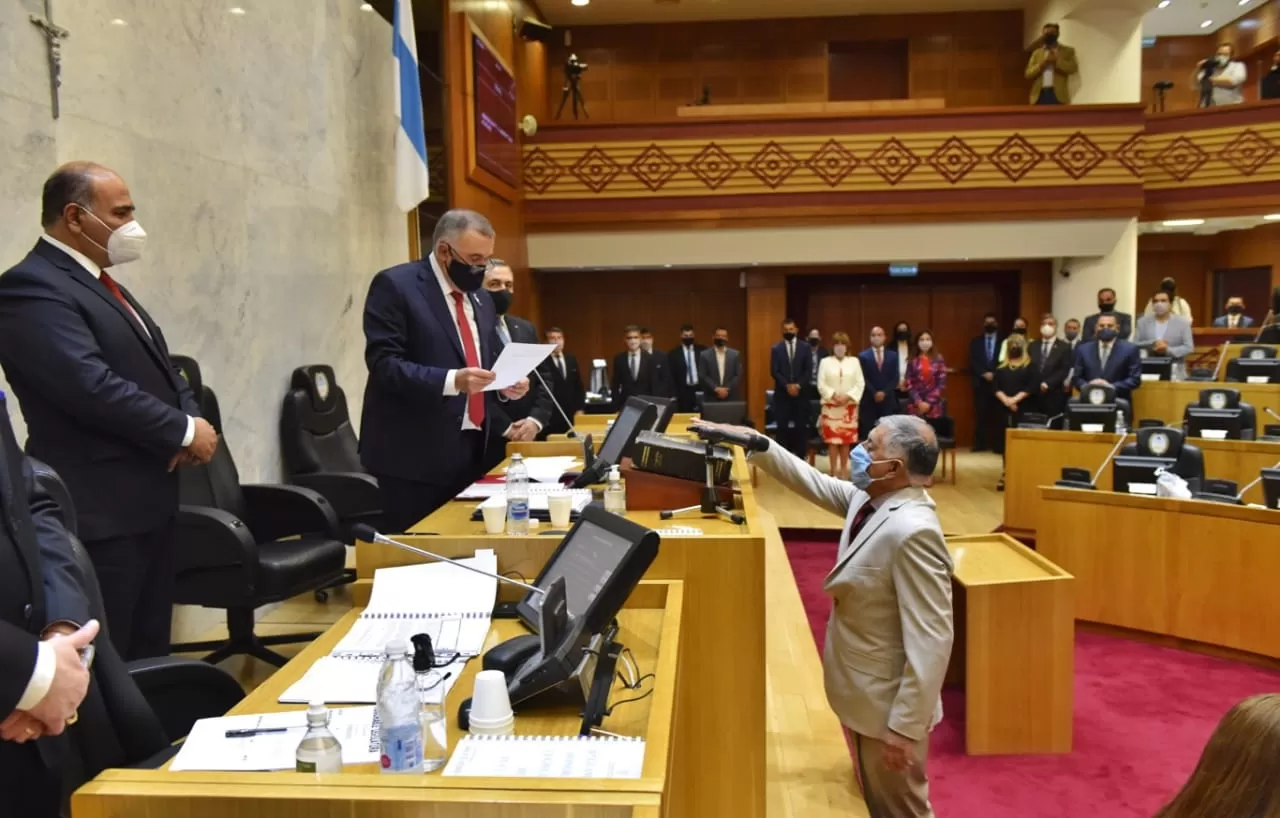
<box><xmin>30</xmin><ymin>0</ymin><xmax>70</xmax><ymax>119</ymax></box>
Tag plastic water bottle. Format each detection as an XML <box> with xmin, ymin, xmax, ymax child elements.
<box><xmin>377</xmin><ymin>640</ymin><xmax>423</xmax><ymax>774</ymax></box>
<box><xmin>1115</xmin><ymin>409</ymin><xmax>1128</xmax><ymax>436</ymax></box>
<box><xmin>507</xmin><ymin>453</ymin><xmax>530</xmax><ymax>535</ymax></box>
<box><xmin>295</xmin><ymin>700</ymin><xmax>343</xmax><ymax>774</ymax></box>
<box><xmin>604</xmin><ymin>464</ymin><xmax>627</xmax><ymax>515</ymax></box>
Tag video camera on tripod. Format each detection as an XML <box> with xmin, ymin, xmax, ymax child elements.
<box><xmin>556</xmin><ymin>53</ymin><xmax>590</xmax><ymax>120</ymax></box>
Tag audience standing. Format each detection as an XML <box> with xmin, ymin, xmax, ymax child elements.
<box><xmin>612</xmin><ymin>324</ymin><xmax>660</xmax><ymax>404</ymax></box>
<box><xmin>1030</xmin><ymin>314</ymin><xmax>1072</xmax><ymax>419</ymax></box>
<box><xmin>858</xmin><ymin>326</ymin><xmax>900</xmax><ymax>440</ymax></box>
<box><xmin>771</xmin><ymin>318</ymin><xmax>813</xmax><ymax>458</ymax></box>
<box><xmin>892</xmin><ymin>321</ymin><xmax>913</xmax><ymax>409</ymax></box>
<box><xmin>905</xmin><ymin>330</ymin><xmax>948</xmax><ymax>425</ymax></box>
<box><xmin>816</xmin><ymin>332</ymin><xmax>865</xmax><ymax>478</ymax></box>
<box><xmin>1213</xmin><ymin>297</ymin><xmax>1254</xmax><ymax>328</ymax></box>
<box><xmin>542</xmin><ymin>327</ymin><xmax>584</xmax><ymax>437</ymax></box>
<box><xmin>994</xmin><ymin>334</ymin><xmax>1036</xmax><ymax>489</ymax></box>
<box><xmin>699</xmin><ymin>327</ymin><xmax>742</xmax><ymax>403</ymax></box>
<box><xmin>1083</xmin><ymin>288</ymin><xmax>1133</xmax><ymax>341</ymax></box>
<box><xmin>1135</xmin><ymin>290</ymin><xmax>1195</xmax><ymax>365</ymax></box>
<box><xmin>669</xmin><ymin>323</ymin><xmax>706</xmax><ymax>413</ymax></box>
<box><xmin>1072</xmin><ymin>313</ymin><xmax>1142</xmax><ymax>401</ymax></box>
<box><xmin>1142</xmin><ymin>277</ymin><xmax>1194</xmax><ymax>324</ymax></box>
<box><xmin>969</xmin><ymin>313</ymin><xmax>1004</xmax><ymax>453</ymax></box>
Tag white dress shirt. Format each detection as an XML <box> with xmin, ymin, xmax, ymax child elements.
<box><xmin>39</xmin><ymin>235</ymin><xmax>195</xmax><ymax>448</ymax></box>
<box><xmin>684</xmin><ymin>346</ymin><xmax>697</xmax><ymax>386</ymax></box>
<box><xmin>433</xmin><ymin>254</ymin><xmax>483</xmax><ymax>432</ymax></box>
<box><xmin>715</xmin><ymin>347</ymin><xmax>727</xmax><ymax>384</ymax></box>
<box><xmin>896</xmin><ymin>341</ymin><xmax>910</xmax><ymax>384</ymax></box>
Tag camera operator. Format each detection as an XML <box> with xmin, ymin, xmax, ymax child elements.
<box><xmin>1025</xmin><ymin>23</ymin><xmax>1077</xmax><ymax>105</ymax></box>
<box><xmin>1195</xmin><ymin>43</ymin><xmax>1247</xmax><ymax>107</ymax></box>
<box><xmin>1262</xmin><ymin>50</ymin><xmax>1280</xmax><ymax>101</ymax></box>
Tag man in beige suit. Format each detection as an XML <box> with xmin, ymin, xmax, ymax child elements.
<box><xmin>1026</xmin><ymin>22</ymin><xmax>1077</xmax><ymax>104</ymax></box>
<box><xmin>702</xmin><ymin>414</ymin><xmax>953</xmax><ymax>817</ymax></box>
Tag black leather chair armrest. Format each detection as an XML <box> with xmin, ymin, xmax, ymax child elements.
<box><xmin>127</xmin><ymin>655</ymin><xmax>245</xmax><ymax>741</ymax></box>
<box><xmin>291</xmin><ymin>472</ymin><xmax>383</xmax><ymax>520</ymax></box>
<box><xmin>175</xmin><ymin>505</ymin><xmax>257</xmax><ymax>574</ymax></box>
<box><xmin>241</xmin><ymin>483</ymin><xmax>341</xmax><ymax>542</ymax></box>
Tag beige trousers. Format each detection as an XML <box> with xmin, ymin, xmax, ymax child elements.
<box><xmin>852</xmin><ymin>732</ymin><xmax>934</xmax><ymax>818</ymax></box>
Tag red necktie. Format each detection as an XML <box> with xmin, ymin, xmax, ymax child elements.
<box><xmin>450</xmin><ymin>291</ymin><xmax>485</xmax><ymax>427</ymax></box>
<box><xmin>848</xmin><ymin>502</ymin><xmax>875</xmax><ymax>542</ymax></box>
<box><xmin>100</xmin><ymin>271</ymin><xmax>147</xmax><ymax>334</ymax></box>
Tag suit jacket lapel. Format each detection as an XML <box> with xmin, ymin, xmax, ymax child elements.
<box><xmin>421</xmin><ymin>268</ymin><xmax>466</xmax><ymax>364</ymax></box>
<box><xmin>56</xmin><ymin>258</ymin><xmax>172</xmax><ymax>374</ymax></box>
<box><xmin>826</xmin><ymin>498</ymin><xmax>890</xmax><ymax>582</ymax></box>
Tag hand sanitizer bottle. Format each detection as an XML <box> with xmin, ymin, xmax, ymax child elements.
<box><xmin>604</xmin><ymin>464</ymin><xmax>626</xmax><ymax>515</ymax></box>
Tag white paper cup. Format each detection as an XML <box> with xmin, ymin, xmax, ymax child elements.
<box><xmin>468</xmin><ymin>713</ymin><xmax>515</xmax><ymax>736</ymax></box>
<box><xmin>480</xmin><ymin>499</ymin><xmax>506</xmax><ymax>534</ymax></box>
<box><xmin>547</xmin><ymin>492</ymin><xmax>573</xmax><ymax>528</ymax></box>
<box><xmin>471</xmin><ymin>669</ymin><xmax>514</xmax><ymax>724</ymax></box>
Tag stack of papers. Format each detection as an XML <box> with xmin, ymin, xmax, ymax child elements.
<box><xmin>279</xmin><ymin>655</ymin><xmax>466</xmax><ymax>705</ymax></box>
<box><xmin>508</xmin><ymin>456</ymin><xmax>581</xmax><ymax>483</ymax></box>
<box><xmin>170</xmin><ymin>707</ymin><xmax>379</xmax><ymax>771</ymax></box>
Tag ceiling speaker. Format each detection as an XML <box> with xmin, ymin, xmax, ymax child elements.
<box><xmin>518</xmin><ymin>17</ymin><xmax>553</xmax><ymax>44</ymax></box>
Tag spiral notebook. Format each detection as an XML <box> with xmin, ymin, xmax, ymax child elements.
<box><xmin>443</xmin><ymin>734</ymin><xmax>645</xmax><ymax>779</ymax></box>
<box><xmin>277</xmin><ymin>654</ymin><xmax>466</xmax><ymax>704</ymax></box>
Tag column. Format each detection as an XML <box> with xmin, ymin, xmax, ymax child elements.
<box><xmin>1053</xmin><ymin>218</ymin><xmax>1138</xmax><ymax>326</ymax></box>
<box><xmin>1025</xmin><ymin>0</ymin><xmax>1149</xmax><ymax>104</ymax></box>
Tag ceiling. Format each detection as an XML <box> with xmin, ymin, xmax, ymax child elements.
<box><xmin>538</xmin><ymin>0</ymin><xmax>1263</xmax><ymax>35</ymax></box>
<box><xmin>1139</xmin><ymin>214</ymin><xmax>1280</xmax><ymax>235</ymax></box>
<box><xmin>1143</xmin><ymin>0</ymin><xmax>1266</xmax><ymax>38</ymax></box>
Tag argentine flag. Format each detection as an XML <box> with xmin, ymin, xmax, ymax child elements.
<box><xmin>394</xmin><ymin>0</ymin><xmax>429</xmax><ymax>212</ymax></box>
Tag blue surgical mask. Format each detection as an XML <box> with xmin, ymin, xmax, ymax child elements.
<box><xmin>849</xmin><ymin>444</ymin><xmax>898</xmax><ymax>491</ymax></box>
<box><xmin>1097</xmin><ymin>328</ymin><xmax>1118</xmax><ymax>343</ymax></box>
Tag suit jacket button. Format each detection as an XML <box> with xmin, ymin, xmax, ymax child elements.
<box><xmin>23</xmin><ymin>603</ymin><xmax>32</xmax><ymax>620</ymax></box>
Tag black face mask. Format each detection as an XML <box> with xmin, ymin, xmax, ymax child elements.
<box><xmin>1008</xmin><ymin>348</ymin><xmax>1025</xmax><ymax>359</ymax></box>
<box><xmin>895</xmin><ymin>330</ymin><xmax>910</xmax><ymax>342</ymax></box>
<box><xmin>1064</xmin><ymin>330</ymin><xmax>1079</xmax><ymax>341</ymax></box>
<box><xmin>1043</xmin><ymin>32</ymin><xmax>1059</xmax><ymax>47</ymax></box>
<box><xmin>783</xmin><ymin>331</ymin><xmax>796</xmax><ymax>342</ymax></box>
<box><xmin>1013</xmin><ymin>327</ymin><xmax>1027</xmax><ymax>335</ymax></box>
<box><xmin>1227</xmin><ymin>305</ymin><xmax>1244</xmax><ymax>315</ymax></box>
<box><xmin>1098</xmin><ymin>302</ymin><xmax>1115</xmax><ymax>313</ymax></box>
<box><xmin>682</xmin><ymin>337</ymin><xmax>695</xmax><ymax>347</ymax></box>
<box><xmin>442</xmin><ymin>245</ymin><xmax>485</xmax><ymax>292</ymax></box>
<box><xmin>983</xmin><ymin>323</ymin><xmax>998</xmax><ymax>334</ymax></box>
<box><xmin>808</xmin><ymin>337</ymin><xmax>820</xmax><ymax>347</ymax></box>
<box><xmin>489</xmin><ymin>289</ymin><xmax>512</xmax><ymax>315</ymax></box>
<box><xmin>714</xmin><ymin>338</ymin><xmax>727</xmax><ymax>348</ymax></box>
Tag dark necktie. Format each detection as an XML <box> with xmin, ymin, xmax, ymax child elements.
<box><xmin>450</xmin><ymin>291</ymin><xmax>484</xmax><ymax>426</ymax></box>
<box><xmin>556</xmin><ymin>354</ymin><xmax>566</xmax><ymax>380</ymax></box>
<box><xmin>848</xmin><ymin>502</ymin><xmax>875</xmax><ymax>543</ymax></box>
<box><xmin>986</xmin><ymin>335</ymin><xmax>994</xmax><ymax>361</ymax></box>
<box><xmin>686</xmin><ymin>348</ymin><xmax>696</xmax><ymax>386</ymax></box>
<box><xmin>100</xmin><ymin>271</ymin><xmax>150</xmax><ymax>337</ymax></box>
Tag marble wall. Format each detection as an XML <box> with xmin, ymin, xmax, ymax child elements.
<box><xmin>0</xmin><ymin>0</ymin><xmax>405</xmax><ymax>482</ymax></box>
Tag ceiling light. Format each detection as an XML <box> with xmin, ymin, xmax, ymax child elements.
<box><xmin>1238</xmin><ymin>0</ymin><xmax>1251</xmax><ymax>5</ymax></box>
<box><xmin>360</xmin><ymin>2</ymin><xmax>373</xmax><ymax>9</ymax></box>
<box><xmin>1162</xmin><ymin>219</ymin><xmax>1205</xmax><ymax>227</ymax></box>
<box><xmin>1157</xmin><ymin>0</ymin><xmax>1170</xmax><ymax>7</ymax></box>
<box><xmin>229</xmin><ymin>6</ymin><xmax>246</xmax><ymax>14</ymax></box>
<box><xmin>571</xmin><ymin>0</ymin><xmax>590</xmax><ymax>5</ymax></box>
<box><xmin>1264</xmin><ymin>214</ymin><xmax>1280</xmax><ymax>221</ymax></box>
<box><xmin>109</xmin><ymin>17</ymin><xmax>127</xmax><ymax>25</ymax></box>
<box><xmin>1199</xmin><ymin>19</ymin><xmax>1213</xmax><ymax>27</ymax></box>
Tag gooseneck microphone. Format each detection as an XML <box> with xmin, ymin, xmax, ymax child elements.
<box><xmin>1091</xmin><ymin>431</ymin><xmax>1131</xmax><ymax>487</ymax></box>
<box><xmin>351</xmin><ymin>524</ymin><xmax>545</xmax><ymax>597</ymax></box>
<box><xmin>690</xmin><ymin>424</ymin><xmax>771</xmax><ymax>453</ymax></box>
<box><xmin>1265</xmin><ymin>407</ymin><xmax>1280</xmax><ymax>423</ymax></box>
<box><xmin>531</xmin><ymin>365</ymin><xmax>580</xmax><ymax>439</ymax></box>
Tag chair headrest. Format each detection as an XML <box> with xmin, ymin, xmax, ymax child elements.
<box><xmin>1079</xmin><ymin>383</ymin><xmax>1115</xmax><ymax>405</ymax></box>
<box><xmin>1199</xmin><ymin>387</ymin><xmax>1241</xmax><ymax>409</ymax></box>
<box><xmin>171</xmin><ymin>355</ymin><xmax>203</xmax><ymax>396</ymax></box>
<box><xmin>1136</xmin><ymin>426</ymin><xmax>1186</xmax><ymax>458</ymax></box>
<box><xmin>290</xmin><ymin>365</ymin><xmax>339</xmax><ymax>413</ymax></box>
<box><xmin>1241</xmin><ymin>345</ymin><xmax>1277</xmax><ymax>360</ymax></box>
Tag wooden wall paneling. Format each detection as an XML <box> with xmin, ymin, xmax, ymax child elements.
<box><xmin>1141</xmin><ymin>36</ymin><xmax>1210</xmax><ymax>113</ymax></box>
<box><xmin>1213</xmin><ymin>222</ymin><xmax>1280</xmax><ymax>291</ymax></box>
<box><xmin>829</xmin><ymin>41</ymin><xmax>909</xmax><ymax>102</ymax></box>
<box><xmin>1019</xmin><ymin>264</ymin><xmax>1054</xmax><ymax>326</ymax></box>
<box><xmin>746</xmin><ymin>282</ymin><xmax>787</xmax><ymax>431</ymax></box>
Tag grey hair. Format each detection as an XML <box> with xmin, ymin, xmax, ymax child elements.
<box><xmin>876</xmin><ymin>415</ymin><xmax>939</xmax><ymax>485</ymax></box>
<box><xmin>486</xmin><ymin>257</ymin><xmax>509</xmax><ymax>271</ymax></box>
<box><xmin>431</xmin><ymin>209</ymin><xmax>495</xmax><ymax>248</ymax></box>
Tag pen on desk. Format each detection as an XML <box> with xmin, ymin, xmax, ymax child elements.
<box><xmin>225</xmin><ymin>727</ymin><xmax>290</xmax><ymax>738</ymax></box>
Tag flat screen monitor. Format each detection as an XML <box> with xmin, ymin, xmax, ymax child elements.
<box><xmin>471</xmin><ymin>32</ymin><xmax>519</xmax><ymax>188</ymax></box>
<box><xmin>1066</xmin><ymin>403</ymin><xmax>1117</xmax><ymax>433</ymax></box>
<box><xmin>1140</xmin><ymin>356</ymin><xmax>1172</xmax><ymax>382</ymax></box>
<box><xmin>569</xmin><ymin>397</ymin><xmax>656</xmax><ymax>488</ymax></box>
<box><xmin>1231</xmin><ymin>358</ymin><xmax>1280</xmax><ymax>384</ymax></box>
<box><xmin>1262</xmin><ymin>468</ymin><xmax>1280</xmax><ymax>510</ymax></box>
<box><xmin>1186</xmin><ymin>407</ymin><xmax>1245</xmax><ymax>440</ymax></box>
<box><xmin>632</xmin><ymin>395</ymin><xmax>677</xmax><ymax>434</ymax></box>
<box><xmin>1112</xmin><ymin>455</ymin><xmax>1177</xmax><ymax>495</ymax></box>
<box><xmin>516</xmin><ymin>503</ymin><xmax>661</xmax><ymax>636</ymax></box>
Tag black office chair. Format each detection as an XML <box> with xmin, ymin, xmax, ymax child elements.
<box><xmin>1263</xmin><ymin>424</ymin><xmax>1280</xmax><ymax>442</ymax></box>
<box><xmin>1183</xmin><ymin>387</ymin><xmax>1257</xmax><ymax>441</ymax></box>
<box><xmin>1069</xmin><ymin>382</ymin><xmax>1133</xmax><ymax>428</ymax></box>
<box><xmin>281</xmin><ymin>364</ymin><xmax>381</xmax><ymax>599</ymax></box>
<box><xmin>928</xmin><ymin>402</ymin><xmax>956</xmax><ymax>484</ymax></box>
<box><xmin>697</xmin><ymin>399</ymin><xmax>748</xmax><ymax>425</ymax></box>
<box><xmin>804</xmin><ymin>399</ymin><xmax>824</xmax><ymax>465</ymax></box>
<box><xmin>1119</xmin><ymin>426</ymin><xmax>1206</xmax><ymax>486</ymax></box>
<box><xmin>764</xmin><ymin>389</ymin><xmax>777</xmax><ymax>436</ymax></box>
<box><xmin>1137</xmin><ymin>418</ymin><xmax>1164</xmax><ymax>429</ymax></box>
<box><xmin>1238</xmin><ymin>345</ymin><xmax>1277</xmax><ymax>359</ymax></box>
<box><xmin>29</xmin><ymin>460</ymin><xmax>244</xmax><ymax>769</ymax></box>
<box><xmin>169</xmin><ymin>356</ymin><xmax>349</xmax><ymax>667</ymax></box>
<box><xmin>1186</xmin><ymin>367</ymin><xmax>1216</xmax><ymax>382</ymax></box>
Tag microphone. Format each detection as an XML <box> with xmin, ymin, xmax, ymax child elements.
<box><xmin>1091</xmin><ymin>430</ymin><xmax>1131</xmax><ymax>487</ymax></box>
<box><xmin>1252</xmin><ymin>310</ymin><xmax>1276</xmax><ymax>343</ymax></box>
<box><xmin>1212</xmin><ymin>341</ymin><xmax>1230</xmax><ymax>380</ymax></box>
<box><xmin>351</xmin><ymin>524</ymin><xmax>545</xmax><ymax>597</ymax></box>
<box><xmin>1236</xmin><ymin>459</ymin><xmax>1280</xmax><ymax>501</ymax></box>
<box><xmin>531</xmin><ymin>364</ymin><xmax>580</xmax><ymax>439</ymax></box>
<box><xmin>690</xmin><ymin>424</ymin><xmax>771</xmax><ymax>453</ymax></box>
<box><xmin>1266</xmin><ymin>407</ymin><xmax>1280</xmax><ymax>422</ymax></box>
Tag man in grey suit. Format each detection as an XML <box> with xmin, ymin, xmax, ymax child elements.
<box><xmin>699</xmin><ymin>413</ymin><xmax>952</xmax><ymax>817</ymax></box>
<box><xmin>698</xmin><ymin>326</ymin><xmax>742</xmax><ymax>402</ymax></box>
<box><xmin>1134</xmin><ymin>290</ymin><xmax>1194</xmax><ymax>364</ymax></box>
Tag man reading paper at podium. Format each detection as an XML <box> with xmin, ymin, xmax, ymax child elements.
<box><xmin>697</xmin><ymin>414</ymin><xmax>953</xmax><ymax>818</ymax></box>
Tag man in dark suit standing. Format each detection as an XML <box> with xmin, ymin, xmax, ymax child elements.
<box><xmin>1072</xmin><ymin>313</ymin><xmax>1142</xmax><ymax>401</ymax></box>
<box><xmin>698</xmin><ymin>327</ymin><xmax>742</xmax><ymax>402</ymax></box>
<box><xmin>668</xmin><ymin>324</ymin><xmax>707</xmax><ymax>413</ymax></box>
<box><xmin>639</xmin><ymin>327</ymin><xmax>674</xmax><ymax>399</ymax></box>
<box><xmin>481</xmin><ymin>260</ymin><xmax>554</xmax><ymax>450</ymax></box>
<box><xmin>542</xmin><ymin>327</ymin><xmax>584</xmax><ymax>437</ymax></box>
<box><xmin>968</xmin><ymin>312</ymin><xmax>1003</xmax><ymax>452</ymax></box>
<box><xmin>0</xmin><ymin>404</ymin><xmax>102</xmax><ymax>817</ymax></box>
<box><xmin>805</xmin><ymin>328</ymin><xmax>829</xmax><ymax>403</ymax></box>
<box><xmin>360</xmin><ymin>209</ymin><xmax>530</xmax><ymax>533</ymax></box>
<box><xmin>1082</xmin><ymin>287</ymin><xmax>1133</xmax><ymax>341</ymax></box>
<box><xmin>857</xmin><ymin>326</ymin><xmax>900</xmax><ymax>435</ymax></box>
<box><xmin>612</xmin><ymin>325</ymin><xmax>659</xmax><ymax>404</ymax></box>
<box><xmin>771</xmin><ymin>318</ymin><xmax>813</xmax><ymax>457</ymax></box>
<box><xmin>0</xmin><ymin>162</ymin><xmax>217</xmax><ymax>661</ymax></box>
<box><xmin>1030</xmin><ymin>313</ymin><xmax>1072</xmax><ymax>419</ymax></box>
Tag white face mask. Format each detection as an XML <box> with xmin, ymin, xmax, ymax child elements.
<box><xmin>1153</xmin><ymin>302</ymin><xmax>1170</xmax><ymax>316</ymax></box>
<box><xmin>1041</xmin><ymin>324</ymin><xmax>1056</xmax><ymax>339</ymax></box>
<box><xmin>917</xmin><ymin>340</ymin><xmax>932</xmax><ymax>352</ymax></box>
<box><xmin>82</xmin><ymin>207</ymin><xmax>147</xmax><ymax>266</ymax></box>
<box><xmin>832</xmin><ymin>345</ymin><xmax>847</xmax><ymax>357</ymax></box>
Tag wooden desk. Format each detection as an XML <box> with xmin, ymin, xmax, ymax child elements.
<box><xmin>1004</xmin><ymin>429</ymin><xmax>1280</xmax><ymax>537</ymax></box>
<box><xmin>73</xmin><ymin>582</ymin><xmax>685</xmax><ymax>818</ymax></box>
<box><xmin>1131</xmin><ymin>381</ymin><xmax>1280</xmax><ymax>424</ymax></box>
<box><xmin>945</xmin><ymin>535</ymin><xmax>1073</xmax><ymax>755</ymax></box>
<box><xmin>358</xmin><ymin>451</ymin><xmax>767</xmax><ymax>818</ymax></box>
<box><xmin>675</xmin><ymin>99</ymin><xmax>946</xmax><ymax>118</ymax></box>
<box><xmin>573</xmin><ymin>413</ymin><xmax>700</xmax><ymax>432</ymax></box>
<box><xmin>1037</xmin><ymin>488</ymin><xmax>1280</xmax><ymax>659</ymax></box>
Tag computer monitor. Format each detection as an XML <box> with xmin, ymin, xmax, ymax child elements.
<box><xmin>1140</xmin><ymin>356</ymin><xmax>1172</xmax><ymax>382</ymax></box>
<box><xmin>1231</xmin><ymin>358</ymin><xmax>1280</xmax><ymax>384</ymax></box>
<box><xmin>1185</xmin><ymin>407</ymin><xmax>1245</xmax><ymax>440</ymax></box>
<box><xmin>1066</xmin><ymin>403</ymin><xmax>1117</xmax><ymax>433</ymax></box>
<box><xmin>1112</xmin><ymin>455</ymin><xmax>1177</xmax><ymax>495</ymax></box>
<box><xmin>632</xmin><ymin>395</ymin><xmax>676</xmax><ymax>434</ymax></box>
<box><xmin>569</xmin><ymin>397</ymin><xmax>657</xmax><ymax>488</ymax></box>
<box><xmin>1262</xmin><ymin>468</ymin><xmax>1280</xmax><ymax>510</ymax></box>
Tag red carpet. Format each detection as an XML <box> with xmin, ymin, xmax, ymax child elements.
<box><xmin>784</xmin><ymin>539</ymin><xmax>1280</xmax><ymax>818</ymax></box>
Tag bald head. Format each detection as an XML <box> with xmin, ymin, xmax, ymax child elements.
<box><xmin>41</xmin><ymin>162</ymin><xmax>137</xmax><ymax>269</ymax></box>
<box><xmin>41</xmin><ymin>162</ymin><xmax>119</xmax><ymax>227</ymax></box>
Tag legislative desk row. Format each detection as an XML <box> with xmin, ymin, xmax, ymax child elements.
<box><xmin>73</xmin><ymin>436</ymin><xmax>1080</xmax><ymax>817</ymax></box>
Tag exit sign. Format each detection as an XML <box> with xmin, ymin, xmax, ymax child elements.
<box><xmin>889</xmin><ymin>263</ymin><xmax>919</xmax><ymax>277</ymax></box>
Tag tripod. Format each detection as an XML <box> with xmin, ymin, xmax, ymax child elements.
<box><xmin>556</xmin><ymin>74</ymin><xmax>589</xmax><ymax>120</ymax></box>
<box><xmin>659</xmin><ymin>440</ymin><xmax>745</xmax><ymax>525</ymax></box>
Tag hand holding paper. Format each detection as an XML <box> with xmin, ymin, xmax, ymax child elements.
<box><xmin>484</xmin><ymin>343</ymin><xmax>558</xmax><ymax>392</ymax></box>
